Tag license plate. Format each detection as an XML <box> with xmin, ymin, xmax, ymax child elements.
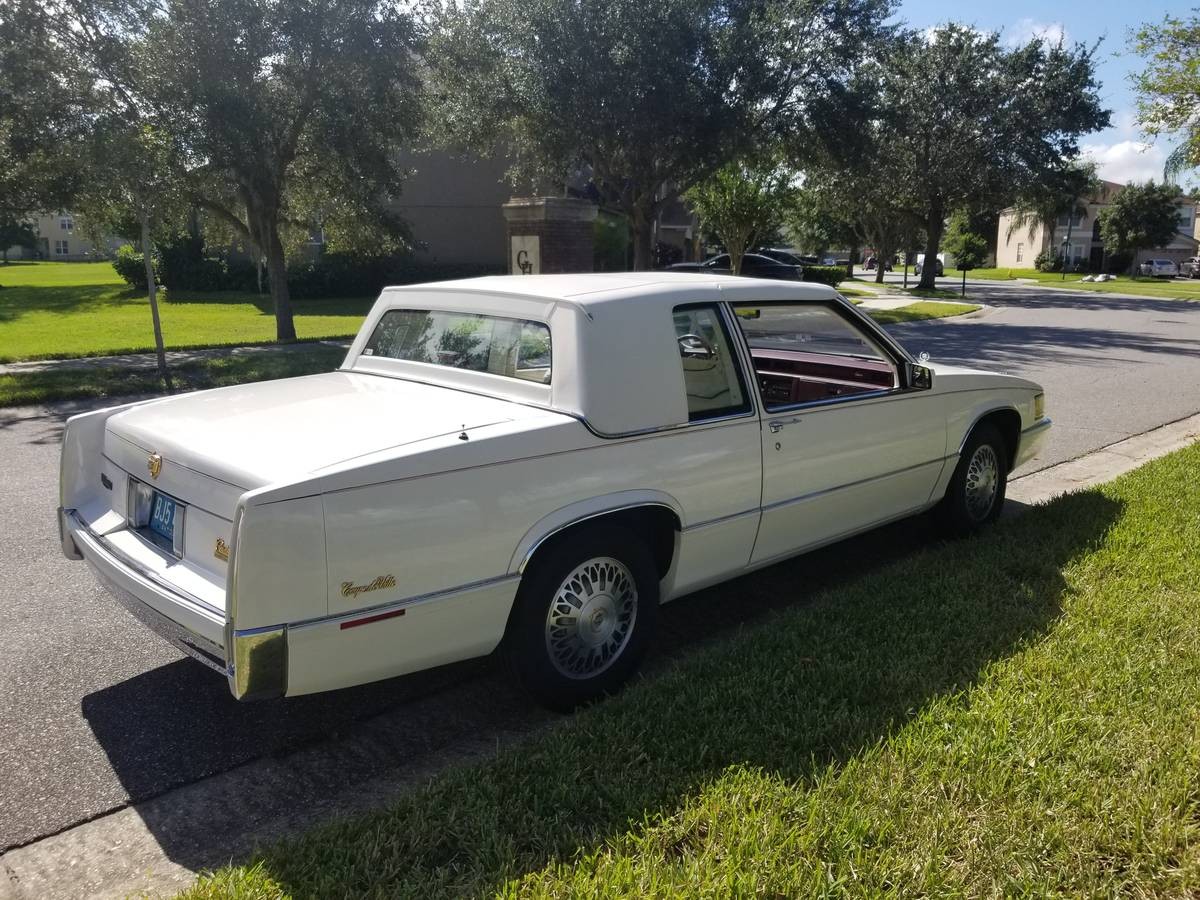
<box><xmin>149</xmin><ymin>492</ymin><xmax>181</xmax><ymax>543</ymax></box>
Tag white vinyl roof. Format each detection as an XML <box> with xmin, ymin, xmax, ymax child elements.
<box><xmin>345</xmin><ymin>273</ymin><xmax>844</xmax><ymax>436</ymax></box>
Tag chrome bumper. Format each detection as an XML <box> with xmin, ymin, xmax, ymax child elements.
<box><xmin>1015</xmin><ymin>417</ymin><xmax>1052</xmax><ymax>470</ymax></box>
<box><xmin>59</xmin><ymin>507</ymin><xmax>287</xmax><ymax>700</ymax></box>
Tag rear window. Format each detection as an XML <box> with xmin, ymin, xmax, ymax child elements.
<box><xmin>362</xmin><ymin>310</ymin><xmax>552</xmax><ymax>384</ymax></box>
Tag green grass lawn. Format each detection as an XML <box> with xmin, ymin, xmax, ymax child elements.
<box><xmin>0</xmin><ymin>261</ymin><xmax>371</xmax><ymax>362</ymax></box>
<box><xmin>181</xmin><ymin>443</ymin><xmax>1200</xmax><ymax>898</ymax></box>
<box><xmin>866</xmin><ymin>300</ymin><xmax>980</xmax><ymax>324</ymax></box>
<box><xmin>955</xmin><ymin>267</ymin><xmax>1200</xmax><ymax>300</ymax></box>
<box><xmin>0</xmin><ymin>345</ymin><xmax>344</xmax><ymax>407</ymax></box>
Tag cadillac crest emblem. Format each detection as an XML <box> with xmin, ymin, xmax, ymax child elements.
<box><xmin>148</xmin><ymin>452</ymin><xmax>163</xmax><ymax>480</ymax></box>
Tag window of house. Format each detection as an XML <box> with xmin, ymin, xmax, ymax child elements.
<box><xmin>54</xmin><ymin>240</ymin><xmax>69</xmax><ymax>256</ymax></box>
<box><xmin>731</xmin><ymin>303</ymin><xmax>897</xmax><ymax>410</ymax></box>
<box><xmin>671</xmin><ymin>305</ymin><xmax>751</xmax><ymax>421</ymax></box>
<box><xmin>1178</xmin><ymin>206</ymin><xmax>1194</xmax><ymax>231</ymax></box>
<box><xmin>1016</xmin><ymin>243</ymin><xmax>1024</xmax><ymax>262</ymax></box>
<box><xmin>363</xmin><ymin>310</ymin><xmax>552</xmax><ymax>384</ymax></box>
<box><xmin>1056</xmin><ymin>212</ymin><xmax>1084</xmax><ymax>228</ymax></box>
<box><xmin>60</xmin><ymin>217</ymin><xmax>73</xmax><ymax>232</ymax></box>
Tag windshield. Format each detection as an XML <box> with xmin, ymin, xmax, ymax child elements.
<box><xmin>362</xmin><ymin>310</ymin><xmax>552</xmax><ymax>384</ymax></box>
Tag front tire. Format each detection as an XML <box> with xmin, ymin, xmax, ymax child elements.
<box><xmin>937</xmin><ymin>423</ymin><xmax>1008</xmax><ymax>536</ymax></box>
<box><xmin>506</xmin><ymin>525</ymin><xmax>658</xmax><ymax>712</ymax></box>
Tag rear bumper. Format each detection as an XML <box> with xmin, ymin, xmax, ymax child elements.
<box><xmin>60</xmin><ymin>507</ymin><xmax>286</xmax><ymax>700</ymax></box>
<box><xmin>1014</xmin><ymin>417</ymin><xmax>1052</xmax><ymax>471</ymax></box>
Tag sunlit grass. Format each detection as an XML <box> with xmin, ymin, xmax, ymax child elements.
<box><xmin>0</xmin><ymin>261</ymin><xmax>369</xmax><ymax>361</ymax></box>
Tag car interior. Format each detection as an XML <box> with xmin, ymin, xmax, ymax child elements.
<box><xmin>731</xmin><ymin>304</ymin><xmax>898</xmax><ymax>408</ymax></box>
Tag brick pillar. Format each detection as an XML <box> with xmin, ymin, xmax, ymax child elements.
<box><xmin>501</xmin><ymin>197</ymin><xmax>597</xmax><ymax>275</ymax></box>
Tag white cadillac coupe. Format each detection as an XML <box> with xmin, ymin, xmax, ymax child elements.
<box><xmin>59</xmin><ymin>273</ymin><xmax>1049</xmax><ymax>710</ymax></box>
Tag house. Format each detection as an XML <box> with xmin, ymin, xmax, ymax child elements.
<box><xmin>3</xmin><ymin>211</ymin><xmax>127</xmax><ymax>261</ymax></box>
<box><xmin>390</xmin><ymin>150</ymin><xmax>512</xmax><ymax>266</ymax></box>
<box><xmin>996</xmin><ymin>180</ymin><xmax>1199</xmax><ymax>271</ymax></box>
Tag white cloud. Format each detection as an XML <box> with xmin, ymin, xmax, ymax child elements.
<box><xmin>1005</xmin><ymin>18</ymin><xmax>1068</xmax><ymax>48</ymax></box>
<box><xmin>1081</xmin><ymin>140</ymin><xmax>1167</xmax><ymax>185</ymax></box>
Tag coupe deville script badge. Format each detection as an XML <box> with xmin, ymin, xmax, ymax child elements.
<box><xmin>341</xmin><ymin>574</ymin><xmax>397</xmax><ymax>599</ymax></box>
<box><xmin>214</xmin><ymin>538</ymin><xmax>230</xmax><ymax>562</ymax></box>
<box><xmin>148</xmin><ymin>453</ymin><xmax>162</xmax><ymax>480</ymax></box>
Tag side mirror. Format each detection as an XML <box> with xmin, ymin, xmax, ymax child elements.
<box><xmin>906</xmin><ymin>362</ymin><xmax>933</xmax><ymax>390</ymax></box>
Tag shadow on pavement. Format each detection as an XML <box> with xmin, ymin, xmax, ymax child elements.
<box><xmin>78</xmin><ymin>494</ymin><xmax>1120</xmax><ymax>878</ymax></box>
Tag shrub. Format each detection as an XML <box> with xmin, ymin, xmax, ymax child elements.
<box><xmin>1034</xmin><ymin>249</ymin><xmax>1063</xmax><ymax>272</ymax></box>
<box><xmin>287</xmin><ymin>253</ymin><xmax>504</xmax><ymax>299</ymax></box>
<box><xmin>801</xmin><ymin>264</ymin><xmax>844</xmax><ymax>288</ymax></box>
<box><xmin>158</xmin><ymin>235</ymin><xmax>260</xmax><ymax>293</ymax></box>
<box><xmin>111</xmin><ymin>244</ymin><xmax>151</xmax><ymax>290</ymax></box>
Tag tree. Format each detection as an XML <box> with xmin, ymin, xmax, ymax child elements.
<box><xmin>0</xmin><ymin>216</ymin><xmax>36</xmax><ymax>263</ymax></box>
<box><xmin>1097</xmin><ymin>181</ymin><xmax>1184</xmax><ymax>272</ymax></box>
<box><xmin>43</xmin><ymin>0</ymin><xmax>423</xmax><ymax>341</ymax></box>
<box><xmin>942</xmin><ymin>211</ymin><xmax>987</xmax><ymax>295</ymax></box>
<box><xmin>685</xmin><ymin>163</ymin><xmax>797</xmax><ymax>275</ymax></box>
<box><xmin>427</xmin><ymin>0</ymin><xmax>893</xmax><ymax>270</ymax></box>
<box><xmin>1131</xmin><ymin>12</ymin><xmax>1200</xmax><ymax>182</ymax></box>
<box><xmin>77</xmin><ymin>121</ymin><xmax>191</xmax><ymax>389</ymax></box>
<box><xmin>877</xmin><ymin>25</ymin><xmax>1109</xmax><ymax>289</ymax></box>
<box><xmin>0</xmin><ymin>0</ymin><xmax>87</xmax><ymax>223</ymax></box>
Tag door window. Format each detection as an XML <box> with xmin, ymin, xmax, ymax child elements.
<box><xmin>731</xmin><ymin>303</ymin><xmax>897</xmax><ymax>410</ymax></box>
<box><xmin>671</xmin><ymin>305</ymin><xmax>751</xmax><ymax>421</ymax></box>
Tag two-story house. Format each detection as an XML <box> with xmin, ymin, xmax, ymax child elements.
<box><xmin>996</xmin><ymin>180</ymin><xmax>1199</xmax><ymax>272</ymax></box>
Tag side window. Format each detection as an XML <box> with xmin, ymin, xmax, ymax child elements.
<box><xmin>731</xmin><ymin>302</ymin><xmax>898</xmax><ymax>410</ymax></box>
<box><xmin>671</xmin><ymin>304</ymin><xmax>751</xmax><ymax>422</ymax></box>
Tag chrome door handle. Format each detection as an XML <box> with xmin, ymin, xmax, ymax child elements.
<box><xmin>768</xmin><ymin>417</ymin><xmax>800</xmax><ymax>433</ymax></box>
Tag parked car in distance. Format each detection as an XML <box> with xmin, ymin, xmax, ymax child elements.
<box><xmin>914</xmin><ymin>254</ymin><xmax>944</xmax><ymax>277</ymax></box>
<box><xmin>755</xmin><ymin>248</ymin><xmax>813</xmax><ymax>267</ymax></box>
<box><xmin>667</xmin><ymin>252</ymin><xmax>801</xmax><ymax>280</ymax></box>
<box><xmin>1139</xmin><ymin>258</ymin><xmax>1180</xmax><ymax>278</ymax></box>
<box><xmin>1180</xmin><ymin>257</ymin><xmax>1200</xmax><ymax>279</ymax></box>
<box><xmin>59</xmin><ymin>273</ymin><xmax>1050</xmax><ymax>711</ymax></box>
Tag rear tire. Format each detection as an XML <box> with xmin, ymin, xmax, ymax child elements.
<box><xmin>936</xmin><ymin>423</ymin><xmax>1008</xmax><ymax>537</ymax></box>
<box><xmin>505</xmin><ymin>525</ymin><xmax>658</xmax><ymax>712</ymax></box>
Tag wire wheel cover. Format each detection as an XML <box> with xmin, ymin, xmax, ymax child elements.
<box><xmin>965</xmin><ymin>443</ymin><xmax>1000</xmax><ymax>520</ymax></box>
<box><xmin>544</xmin><ymin>556</ymin><xmax>638</xmax><ymax>679</ymax></box>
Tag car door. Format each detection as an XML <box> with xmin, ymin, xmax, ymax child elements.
<box><xmin>728</xmin><ymin>300</ymin><xmax>948</xmax><ymax>566</ymax></box>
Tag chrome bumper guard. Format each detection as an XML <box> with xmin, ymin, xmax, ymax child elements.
<box><xmin>60</xmin><ymin>507</ymin><xmax>286</xmax><ymax>700</ymax></box>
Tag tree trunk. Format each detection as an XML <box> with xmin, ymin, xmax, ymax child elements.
<box><xmin>631</xmin><ymin>204</ymin><xmax>654</xmax><ymax>271</ymax></box>
<box><xmin>919</xmin><ymin>209</ymin><xmax>944</xmax><ymax>290</ymax></box>
<box><xmin>846</xmin><ymin>245</ymin><xmax>857</xmax><ymax>282</ymax></box>
<box><xmin>263</xmin><ymin>221</ymin><xmax>297</xmax><ymax>341</ymax></box>
<box><xmin>140</xmin><ymin>213</ymin><xmax>172</xmax><ymax>393</ymax></box>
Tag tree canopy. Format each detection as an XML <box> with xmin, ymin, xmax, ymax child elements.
<box><xmin>1097</xmin><ymin>181</ymin><xmax>1184</xmax><ymax>269</ymax></box>
<box><xmin>41</xmin><ymin>0</ymin><xmax>424</xmax><ymax>341</ymax></box>
<box><xmin>685</xmin><ymin>163</ymin><xmax>797</xmax><ymax>275</ymax></box>
<box><xmin>427</xmin><ymin>0</ymin><xmax>894</xmax><ymax>269</ymax></box>
<box><xmin>1132</xmin><ymin>12</ymin><xmax>1200</xmax><ymax>182</ymax></box>
<box><xmin>871</xmin><ymin>25</ymin><xmax>1109</xmax><ymax>287</ymax></box>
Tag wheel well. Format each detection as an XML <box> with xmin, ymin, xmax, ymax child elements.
<box><xmin>972</xmin><ymin>408</ymin><xmax>1021</xmax><ymax>469</ymax></box>
<box><xmin>525</xmin><ymin>505</ymin><xmax>681</xmax><ymax>581</ymax></box>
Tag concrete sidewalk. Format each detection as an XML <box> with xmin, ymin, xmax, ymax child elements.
<box><xmin>2</xmin><ymin>412</ymin><xmax>1197</xmax><ymax>900</ymax></box>
<box><xmin>0</xmin><ymin>340</ymin><xmax>350</xmax><ymax>377</ymax></box>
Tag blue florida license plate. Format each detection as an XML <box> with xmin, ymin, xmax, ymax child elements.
<box><xmin>149</xmin><ymin>492</ymin><xmax>181</xmax><ymax>542</ymax></box>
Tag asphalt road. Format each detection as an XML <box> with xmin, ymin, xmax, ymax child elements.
<box><xmin>3</xmin><ymin>280</ymin><xmax>1200</xmax><ymax>856</ymax></box>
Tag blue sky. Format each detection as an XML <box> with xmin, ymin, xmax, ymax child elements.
<box><xmin>895</xmin><ymin>0</ymin><xmax>1182</xmax><ymax>184</ymax></box>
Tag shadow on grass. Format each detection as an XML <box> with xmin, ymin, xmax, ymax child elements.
<box><xmin>0</xmin><ymin>284</ymin><xmax>142</xmax><ymax>321</ymax></box>
<box><xmin>135</xmin><ymin>488</ymin><xmax>1122</xmax><ymax>896</ymax></box>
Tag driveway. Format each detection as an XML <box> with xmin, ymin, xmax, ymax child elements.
<box><xmin>3</xmin><ymin>280</ymin><xmax>1199</xmax><ymax>858</ymax></box>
